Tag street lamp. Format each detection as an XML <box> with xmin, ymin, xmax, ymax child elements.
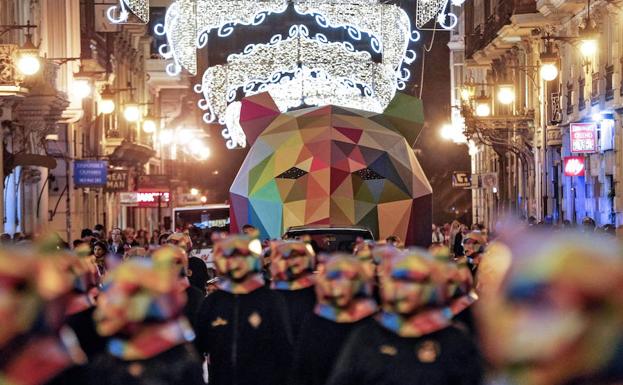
<box><xmin>474</xmin><ymin>90</ymin><xmax>491</xmax><ymax>117</ymax></box>
<box><xmin>579</xmin><ymin>39</ymin><xmax>597</xmax><ymax>57</ymax></box>
<box><xmin>72</xmin><ymin>79</ymin><xmax>92</xmax><ymax>99</ymax></box>
<box><xmin>0</xmin><ymin>21</ymin><xmax>42</xmax><ymax>76</ymax></box>
<box><xmin>497</xmin><ymin>85</ymin><xmax>515</xmax><ymax>105</ymax></box>
<box><xmin>190</xmin><ymin>188</ymin><xmax>199</xmax><ymax>196</ymax></box>
<box><xmin>99</xmin><ymin>85</ymin><xmax>116</xmax><ymax>114</ymax></box>
<box><xmin>16</xmin><ymin>29</ymin><xmax>41</xmax><ymax>76</ymax></box>
<box><xmin>440</xmin><ymin>123</ymin><xmax>466</xmax><ymax>143</ymax></box>
<box><xmin>142</xmin><ymin>118</ymin><xmax>157</xmax><ymax>134</ymax></box>
<box><xmin>123</xmin><ymin>102</ymin><xmax>141</xmax><ymax>122</ymax></box>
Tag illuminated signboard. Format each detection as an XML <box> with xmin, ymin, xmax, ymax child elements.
<box><xmin>120</xmin><ymin>191</ymin><xmax>170</xmax><ymax>208</ymax></box>
<box><xmin>570</xmin><ymin>123</ymin><xmax>597</xmax><ymax>153</ymax></box>
<box><xmin>564</xmin><ymin>156</ymin><xmax>585</xmax><ymax>177</ymax></box>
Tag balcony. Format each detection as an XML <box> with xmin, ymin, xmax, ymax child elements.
<box><xmin>466</xmin><ymin>0</ymin><xmax>543</xmax><ymax>62</ymax></box>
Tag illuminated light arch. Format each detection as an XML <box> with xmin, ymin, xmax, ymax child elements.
<box><xmin>154</xmin><ymin>0</ymin><xmax>472</xmax><ymax>147</ymax></box>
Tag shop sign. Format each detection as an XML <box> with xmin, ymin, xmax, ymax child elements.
<box><xmin>564</xmin><ymin>156</ymin><xmax>585</xmax><ymax>177</ymax></box>
<box><xmin>120</xmin><ymin>191</ymin><xmax>171</xmax><ymax>208</ymax></box>
<box><xmin>570</xmin><ymin>123</ymin><xmax>597</xmax><ymax>153</ymax></box>
<box><xmin>105</xmin><ymin>169</ymin><xmax>129</xmax><ymax>192</ymax></box>
<box><xmin>74</xmin><ymin>160</ymin><xmax>108</xmax><ymax>187</ymax></box>
<box><xmin>137</xmin><ymin>175</ymin><xmax>169</xmax><ymax>192</ymax></box>
<box><xmin>452</xmin><ymin>172</ymin><xmax>471</xmax><ymax>188</ymax></box>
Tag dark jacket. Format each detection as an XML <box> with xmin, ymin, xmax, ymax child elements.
<box><xmin>291</xmin><ymin>313</ymin><xmax>373</xmax><ymax>385</ymax></box>
<box><xmin>107</xmin><ymin>242</ymin><xmax>126</xmax><ymax>259</ymax></box>
<box><xmin>326</xmin><ymin>322</ymin><xmax>483</xmax><ymax>385</ymax></box>
<box><xmin>195</xmin><ymin>286</ymin><xmax>293</xmax><ymax>385</ymax></box>
<box><xmin>274</xmin><ymin>286</ymin><xmax>316</xmax><ymax>342</ymax></box>
<box><xmin>453</xmin><ymin>232</ymin><xmax>464</xmax><ymax>257</ymax></box>
<box><xmin>65</xmin><ymin>307</ymin><xmax>107</xmax><ymax>360</ymax></box>
<box><xmin>89</xmin><ymin>344</ymin><xmax>203</xmax><ymax>385</ymax></box>
<box><xmin>184</xmin><ymin>285</ymin><xmax>204</xmax><ymax>331</ymax></box>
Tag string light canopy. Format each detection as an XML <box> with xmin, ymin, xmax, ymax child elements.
<box><xmin>107</xmin><ymin>0</ymin><xmax>150</xmax><ymax>24</ymax></box>
<box><xmin>154</xmin><ymin>0</ymin><xmax>466</xmax><ymax>148</ymax></box>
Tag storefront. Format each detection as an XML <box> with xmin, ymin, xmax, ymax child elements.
<box><xmin>560</xmin><ymin>113</ymin><xmax>616</xmax><ymax>226</ymax></box>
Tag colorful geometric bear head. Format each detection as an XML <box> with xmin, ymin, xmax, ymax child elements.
<box><xmin>230</xmin><ymin>92</ymin><xmax>432</xmax><ymax>246</ymax></box>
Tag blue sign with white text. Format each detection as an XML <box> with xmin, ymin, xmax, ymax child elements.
<box><xmin>74</xmin><ymin>160</ymin><xmax>108</xmax><ymax>187</ymax></box>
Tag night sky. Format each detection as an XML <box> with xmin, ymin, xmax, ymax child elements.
<box><xmin>172</xmin><ymin>4</ymin><xmax>472</xmax><ymax>225</ymax></box>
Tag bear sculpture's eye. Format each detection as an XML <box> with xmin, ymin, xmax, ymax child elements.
<box><xmin>277</xmin><ymin>167</ymin><xmax>308</xmax><ymax>179</ymax></box>
<box><xmin>353</xmin><ymin>168</ymin><xmax>385</xmax><ymax>180</ymax></box>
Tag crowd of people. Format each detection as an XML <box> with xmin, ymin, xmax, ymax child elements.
<box><xmin>1</xmin><ymin>220</ymin><xmax>622</xmax><ymax>385</ymax></box>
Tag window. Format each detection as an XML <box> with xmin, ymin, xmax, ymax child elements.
<box><xmin>578</xmin><ymin>77</ymin><xmax>586</xmax><ymax>111</ymax></box>
<box><xmin>591</xmin><ymin>72</ymin><xmax>600</xmax><ymax>105</ymax></box>
<box><xmin>566</xmin><ymin>82</ymin><xmax>574</xmax><ymax>115</ymax></box>
<box><xmin>605</xmin><ymin>65</ymin><xmax>614</xmax><ymax>100</ymax></box>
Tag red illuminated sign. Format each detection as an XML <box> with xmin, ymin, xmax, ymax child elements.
<box><xmin>570</xmin><ymin>123</ymin><xmax>597</xmax><ymax>153</ymax></box>
<box><xmin>137</xmin><ymin>192</ymin><xmax>170</xmax><ymax>208</ymax></box>
<box><xmin>564</xmin><ymin>156</ymin><xmax>585</xmax><ymax>177</ymax></box>
<box><xmin>120</xmin><ymin>191</ymin><xmax>170</xmax><ymax>208</ymax></box>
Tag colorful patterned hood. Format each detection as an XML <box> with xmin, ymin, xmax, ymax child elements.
<box><xmin>314</xmin><ymin>254</ymin><xmax>378</xmax><ymax>323</ymax></box>
<box><xmin>476</xmin><ymin>232</ymin><xmax>623</xmax><ymax>385</ymax></box>
<box><xmin>230</xmin><ymin>92</ymin><xmax>432</xmax><ymax>246</ymax></box>
<box><xmin>213</xmin><ymin>235</ymin><xmax>265</xmax><ymax>294</ymax></box>
<box><xmin>376</xmin><ymin>248</ymin><xmax>477</xmax><ymax>337</ymax></box>
<box><xmin>270</xmin><ymin>240</ymin><xmax>316</xmax><ymax>290</ymax></box>
<box><xmin>94</xmin><ymin>258</ymin><xmax>185</xmax><ymax>337</ymax></box>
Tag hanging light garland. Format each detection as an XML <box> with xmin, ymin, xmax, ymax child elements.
<box><xmin>153</xmin><ymin>0</ymin><xmax>471</xmax><ymax>148</ymax></box>
<box><xmin>107</xmin><ymin>0</ymin><xmax>150</xmax><ymax>24</ymax></box>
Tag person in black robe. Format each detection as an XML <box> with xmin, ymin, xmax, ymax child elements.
<box><xmin>291</xmin><ymin>254</ymin><xmax>378</xmax><ymax>385</ymax></box>
<box><xmin>64</xmin><ymin>255</ymin><xmax>106</xmax><ymax>359</ymax></box>
<box><xmin>188</xmin><ymin>256</ymin><xmax>209</xmax><ymax>295</ymax></box>
<box><xmin>269</xmin><ymin>240</ymin><xmax>317</xmax><ymax>341</ymax></box>
<box><xmin>195</xmin><ymin>235</ymin><xmax>293</xmax><ymax>385</ymax></box>
<box><xmin>90</xmin><ymin>258</ymin><xmax>203</xmax><ymax>385</ymax></box>
<box><xmin>151</xmin><ymin>245</ymin><xmax>205</xmax><ymax>331</ymax></box>
<box><xmin>326</xmin><ymin>248</ymin><xmax>483</xmax><ymax>385</ymax></box>
<box><xmin>0</xmin><ymin>246</ymin><xmax>89</xmax><ymax>385</ymax></box>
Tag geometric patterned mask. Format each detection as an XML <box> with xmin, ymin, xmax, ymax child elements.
<box><xmin>230</xmin><ymin>92</ymin><xmax>432</xmax><ymax>246</ymax></box>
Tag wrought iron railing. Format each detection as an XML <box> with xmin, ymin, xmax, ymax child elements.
<box><xmin>465</xmin><ymin>0</ymin><xmax>537</xmax><ymax>59</ymax></box>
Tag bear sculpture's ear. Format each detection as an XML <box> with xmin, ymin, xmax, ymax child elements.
<box><xmin>239</xmin><ymin>92</ymin><xmax>281</xmax><ymax>146</ymax></box>
<box><xmin>372</xmin><ymin>92</ymin><xmax>425</xmax><ymax>147</ymax></box>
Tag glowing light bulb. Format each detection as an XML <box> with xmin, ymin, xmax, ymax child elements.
<box><xmin>497</xmin><ymin>86</ymin><xmax>515</xmax><ymax>105</ymax></box>
<box><xmin>580</xmin><ymin>39</ymin><xmax>597</xmax><ymax>57</ymax></box>
<box><xmin>540</xmin><ymin>63</ymin><xmax>559</xmax><ymax>81</ymax></box>
<box><xmin>73</xmin><ymin>80</ymin><xmax>92</xmax><ymax>99</ymax></box>
<box><xmin>99</xmin><ymin>99</ymin><xmax>115</xmax><ymax>114</ymax></box>
<box><xmin>123</xmin><ymin>104</ymin><xmax>141</xmax><ymax>122</ymax></box>
<box><xmin>17</xmin><ymin>54</ymin><xmax>41</xmax><ymax>76</ymax></box>
<box><xmin>475</xmin><ymin>103</ymin><xmax>491</xmax><ymax>117</ymax></box>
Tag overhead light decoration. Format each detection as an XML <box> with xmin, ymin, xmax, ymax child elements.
<box><xmin>107</xmin><ymin>0</ymin><xmax>150</xmax><ymax>24</ymax></box>
<box><xmin>195</xmin><ymin>25</ymin><xmax>396</xmax><ymax>131</ymax></box>
<box><xmin>155</xmin><ymin>0</ymin><xmax>434</xmax><ymax>149</ymax></box>
<box><xmin>416</xmin><ymin>0</ymin><xmax>465</xmax><ymax>29</ymax></box>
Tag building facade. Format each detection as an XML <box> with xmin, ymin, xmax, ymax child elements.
<box><xmin>450</xmin><ymin>0</ymin><xmax>622</xmax><ymax>229</ymax></box>
<box><xmin>0</xmin><ymin>0</ymin><xmax>198</xmax><ymax>241</ymax></box>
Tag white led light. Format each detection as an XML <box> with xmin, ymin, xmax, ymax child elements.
<box><xmin>416</xmin><ymin>0</ymin><xmax>462</xmax><ymax>29</ymax></box>
<box><xmin>195</xmin><ymin>25</ymin><xmax>394</xmax><ymax>134</ymax></box>
<box><xmin>107</xmin><ymin>0</ymin><xmax>149</xmax><ymax>24</ymax></box>
<box><xmin>156</xmin><ymin>0</ymin><xmax>424</xmax><ymax>148</ymax></box>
